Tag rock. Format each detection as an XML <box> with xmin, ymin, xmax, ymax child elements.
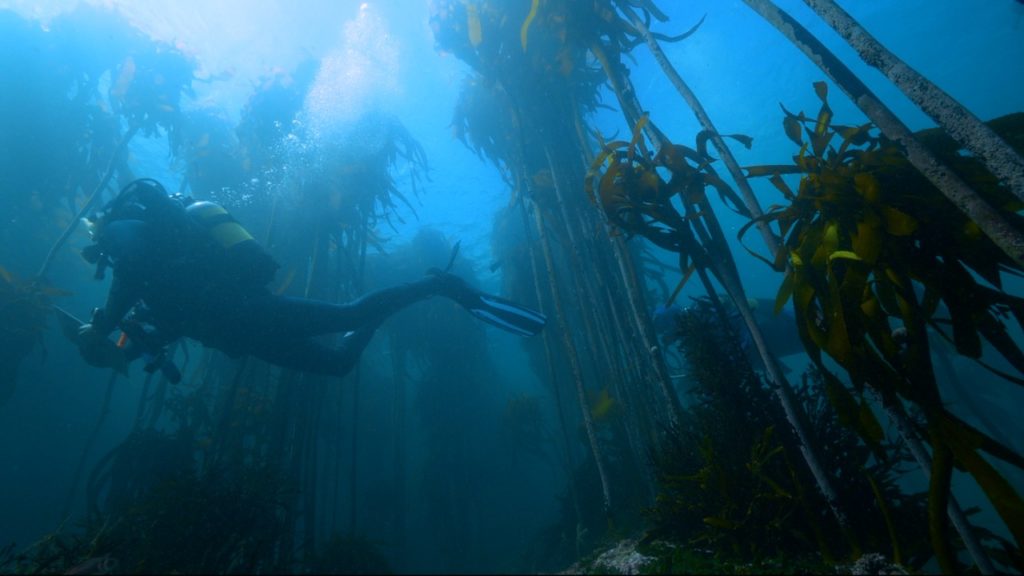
<box><xmin>837</xmin><ymin>552</ymin><xmax>908</xmax><ymax>575</ymax></box>
<box><xmin>562</xmin><ymin>539</ymin><xmax>655</xmax><ymax>575</ymax></box>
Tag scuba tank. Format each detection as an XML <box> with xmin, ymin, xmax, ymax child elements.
<box><xmin>186</xmin><ymin>201</ymin><xmax>257</xmax><ymax>251</ymax></box>
<box><xmin>185</xmin><ymin>200</ymin><xmax>279</xmax><ymax>286</ymax></box>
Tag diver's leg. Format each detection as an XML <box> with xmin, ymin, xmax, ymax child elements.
<box><xmin>243</xmin><ymin>270</ymin><xmax>545</xmax><ymax>340</ymax></box>
<box><xmin>255</xmin><ymin>276</ymin><xmax>447</xmax><ymax>337</ymax></box>
<box><xmin>250</xmin><ymin>328</ymin><xmax>377</xmax><ymax>379</ymax></box>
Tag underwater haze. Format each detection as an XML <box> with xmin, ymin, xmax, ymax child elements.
<box><xmin>1</xmin><ymin>0</ymin><xmax>1023</xmax><ymax>574</ymax></box>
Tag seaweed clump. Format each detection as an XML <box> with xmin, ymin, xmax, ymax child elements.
<box><xmin>647</xmin><ymin>298</ymin><xmax>929</xmax><ymax>570</ymax></box>
<box><xmin>309</xmin><ymin>533</ymin><xmax>392</xmax><ymax>575</ymax></box>
<box><xmin>0</xmin><ymin>267</ymin><xmax>66</xmax><ymax>406</ymax></box>
<box><xmin>5</xmin><ymin>460</ymin><xmax>291</xmax><ymax>574</ymax></box>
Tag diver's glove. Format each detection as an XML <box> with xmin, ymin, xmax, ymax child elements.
<box><xmin>77</xmin><ymin>308</ymin><xmax>119</xmax><ymax>367</ymax></box>
<box><xmin>77</xmin><ymin>323</ymin><xmax>99</xmax><ymax>340</ymax></box>
<box><xmin>77</xmin><ymin>323</ymin><xmax>111</xmax><ymax>367</ymax></box>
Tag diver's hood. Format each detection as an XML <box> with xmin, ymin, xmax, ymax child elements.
<box><xmin>81</xmin><ymin>218</ymin><xmax>148</xmax><ymax>279</ymax></box>
<box><xmin>89</xmin><ymin>179</ymin><xmax>168</xmax><ymax>235</ymax></box>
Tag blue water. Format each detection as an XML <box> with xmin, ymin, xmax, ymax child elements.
<box><xmin>1</xmin><ymin>0</ymin><xmax>1023</xmax><ymax>573</ymax></box>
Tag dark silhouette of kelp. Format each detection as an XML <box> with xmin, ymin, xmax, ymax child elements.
<box><xmin>0</xmin><ymin>267</ymin><xmax>67</xmax><ymax>405</ymax></box>
<box><xmin>648</xmin><ymin>298</ymin><xmax>932</xmax><ymax>570</ymax></box>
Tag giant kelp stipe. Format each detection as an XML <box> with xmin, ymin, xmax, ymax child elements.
<box><xmin>1</xmin><ymin>1</ymin><xmax>1022</xmax><ymax>574</ymax></box>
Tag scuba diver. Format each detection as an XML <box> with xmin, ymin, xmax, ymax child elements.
<box><xmin>73</xmin><ymin>178</ymin><xmax>546</xmax><ymax>379</ymax></box>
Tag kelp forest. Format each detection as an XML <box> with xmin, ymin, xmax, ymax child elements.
<box><xmin>1</xmin><ymin>0</ymin><xmax>1023</xmax><ymax>574</ymax></box>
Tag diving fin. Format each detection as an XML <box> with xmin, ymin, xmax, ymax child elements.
<box><xmin>460</xmin><ymin>290</ymin><xmax>547</xmax><ymax>337</ymax></box>
<box><xmin>54</xmin><ymin>306</ymin><xmax>129</xmax><ymax>375</ymax></box>
<box><xmin>429</xmin><ymin>255</ymin><xmax>546</xmax><ymax>337</ymax></box>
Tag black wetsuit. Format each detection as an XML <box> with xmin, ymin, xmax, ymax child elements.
<box><xmin>92</xmin><ymin>217</ymin><xmax>450</xmax><ymax>378</ymax></box>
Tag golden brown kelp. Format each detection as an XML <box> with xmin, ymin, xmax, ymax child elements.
<box><xmin>611</xmin><ymin>0</ymin><xmax>782</xmax><ymax>264</ymax></box>
<box><xmin>606</xmin><ymin>1</ymin><xmax>1020</xmax><ymax>568</ymax></box>
<box><xmin>586</xmin><ymin>22</ymin><xmax>811</xmax><ymax>457</ymax></box>
<box><xmin>572</xmin><ymin>1</ymin><xmax>692</xmax><ymax>430</ymax></box>
<box><xmin>741</xmin><ymin>86</ymin><xmax>1024</xmax><ymax>572</ymax></box>
<box><xmin>584</xmin><ymin>108</ymin><xmax>855</xmax><ymax>545</ymax></box>
<box><xmin>801</xmin><ymin>0</ymin><xmax>1024</xmax><ymax>204</ymax></box>
<box><xmin>741</xmin><ymin>0</ymin><xmax>1024</xmax><ymax>269</ymax></box>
